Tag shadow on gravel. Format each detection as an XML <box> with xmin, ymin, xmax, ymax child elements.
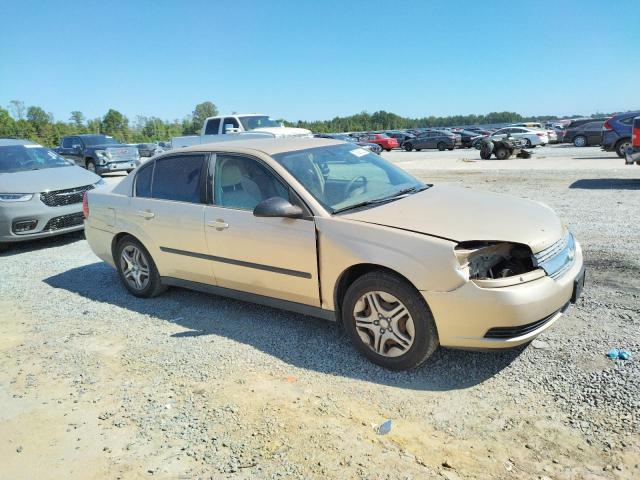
<box><xmin>569</xmin><ymin>178</ymin><xmax>640</xmax><ymax>190</ymax></box>
<box><xmin>0</xmin><ymin>231</ymin><xmax>84</xmax><ymax>257</ymax></box>
<box><xmin>45</xmin><ymin>262</ymin><xmax>524</xmax><ymax>391</ymax></box>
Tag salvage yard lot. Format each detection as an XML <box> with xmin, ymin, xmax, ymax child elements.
<box><xmin>1</xmin><ymin>145</ymin><xmax>638</xmax><ymax>479</ymax></box>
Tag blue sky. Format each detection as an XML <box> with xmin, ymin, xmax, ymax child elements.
<box><xmin>1</xmin><ymin>0</ymin><xmax>638</xmax><ymax>123</ymax></box>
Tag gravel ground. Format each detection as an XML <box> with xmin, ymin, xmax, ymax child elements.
<box><xmin>1</xmin><ymin>144</ymin><xmax>639</xmax><ymax>479</ymax></box>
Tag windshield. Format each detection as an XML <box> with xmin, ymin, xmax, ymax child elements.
<box><xmin>0</xmin><ymin>146</ymin><xmax>72</xmax><ymax>173</ymax></box>
<box><xmin>82</xmin><ymin>135</ymin><xmax>120</xmax><ymax>146</ymax></box>
<box><xmin>238</xmin><ymin>115</ymin><xmax>282</xmax><ymax>131</ymax></box>
<box><xmin>272</xmin><ymin>143</ymin><xmax>425</xmax><ymax>213</ymax></box>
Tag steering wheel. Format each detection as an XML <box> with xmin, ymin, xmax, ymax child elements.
<box><xmin>345</xmin><ymin>175</ymin><xmax>368</xmax><ymax>197</ymax></box>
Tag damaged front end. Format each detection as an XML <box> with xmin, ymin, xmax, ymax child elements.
<box><xmin>455</xmin><ymin>241</ymin><xmax>545</xmax><ymax>287</ymax></box>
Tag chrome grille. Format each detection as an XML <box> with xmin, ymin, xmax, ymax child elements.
<box><xmin>535</xmin><ymin>232</ymin><xmax>576</xmax><ymax>279</ymax></box>
<box><xmin>42</xmin><ymin>212</ymin><xmax>84</xmax><ymax>231</ymax></box>
<box><xmin>106</xmin><ymin>146</ymin><xmax>139</xmax><ymax>161</ymax></box>
<box><xmin>40</xmin><ymin>184</ymin><xmax>94</xmax><ymax>207</ymax></box>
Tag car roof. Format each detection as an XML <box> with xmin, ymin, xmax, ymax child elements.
<box><xmin>0</xmin><ymin>138</ymin><xmax>40</xmax><ymax>147</ymax></box>
<box><xmin>174</xmin><ymin>137</ymin><xmax>344</xmax><ymax>156</ymax></box>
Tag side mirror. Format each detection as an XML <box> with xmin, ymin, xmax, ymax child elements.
<box><xmin>253</xmin><ymin>197</ymin><xmax>303</xmax><ymax>219</ymax></box>
<box><xmin>72</xmin><ymin>145</ymin><xmax>82</xmax><ymax>154</ymax></box>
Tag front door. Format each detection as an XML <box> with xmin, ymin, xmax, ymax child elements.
<box><xmin>59</xmin><ymin>136</ymin><xmax>84</xmax><ymax>166</ymax></box>
<box><xmin>204</xmin><ymin>153</ymin><xmax>320</xmax><ymax>306</ymax></box>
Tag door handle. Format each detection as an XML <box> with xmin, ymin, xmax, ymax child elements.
<box><xmin>207</xmin><ymin>219</ymin><xmax>229</xmax><ymax>230</ymax></box>
<box><xmin>136</xmin><ymin>210</ymin><xmax>155</xmax><ymax>219</ymax></box>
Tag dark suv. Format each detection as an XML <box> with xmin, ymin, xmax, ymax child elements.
<box><xmin>601</xmin><ymin>111</ymin><xmax>640</xmax><ymax>157</ymax></box>
<box><xmin>56</xmin><ymin>134</ymin><xmax>140</xmax><ymax>175</ymax></box>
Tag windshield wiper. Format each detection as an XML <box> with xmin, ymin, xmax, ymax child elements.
<box><xmin>333</xmin><ymin>185</ymin><xmax>430</xmax><ymax>214</ymax></box>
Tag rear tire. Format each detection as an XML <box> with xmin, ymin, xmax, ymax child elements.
<box><xmin>524</xmin><ymin>138</ymin><xmax>533</xmax><ymax>148</ymax></box>
<box><xmin>615</xmin><ymin>139</ymin><xmax>631</xmax><ymax>158</ymax></box>
<box><xmin>404</xmin><ymin>143</ymin><xmax>413</xmax><ymax>152</ymax></box>
<box><xmin>115</xmin><ymin>235</ymin><xmax>166</xmax><ymax>298</ymax></box>
<box><xmin>573</xmin><ymin>135</ymin><xmax>587</xmax><ymax>147</ymax></box>
<box><xmin>437</xmin><ymin>142</ymin><xmax>446</xmax><ymax>151</ymax></box>
<box><xmin>85</xmin><ymin>159</ymin><xmax>98</xmax><ymax>175</ymax></box>
<box><xmin>342</xmin><ymin>271</ymin><xmax>439</xmax><ymax>370</ymax></box>
<box><xmin>495</xmin><ymin>147</ymin><xmax>510</xmax><ymax>160</ymax></box>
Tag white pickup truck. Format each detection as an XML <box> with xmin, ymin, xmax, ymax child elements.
<box><xmin>171</xmin><ymin>114</ymin><xmax>311</xmax><ymax>148</ymax></box>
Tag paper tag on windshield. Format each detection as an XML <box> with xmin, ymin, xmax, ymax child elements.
<box><xmin>24</xmin><ymin>144</ymin><xmax>43</xmax><ymax>148</ymax></box>
<box><xmin>350</xmin><ymin>148</ymin><xmax>368</xmax><ymax>157</ymax></box>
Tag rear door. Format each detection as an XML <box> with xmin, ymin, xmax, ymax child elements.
<box><xmin>585</xmin><ymin>122</ymin><xmax>602</xmax><ymax>145</ymax></box>
<box><xmin>203</xmin><ymin>153</ymin><xmax>320</xmax><ymax>306</ymax></box>
<box><xmin>131</xmin><ymin>154</ymin><xmax>215</xmax><ymax>285</ymax></box>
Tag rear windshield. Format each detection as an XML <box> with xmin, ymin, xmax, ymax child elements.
<box><xmin>0</xmin><ymin>146</ymin><xmax>72</xmax><ymax>173</ymax></box>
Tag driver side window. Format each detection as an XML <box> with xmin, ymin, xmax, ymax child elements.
<box><xmin>214</xmin><ymin>155</ymin><xmax>289</xmax><ymax>211</ymax></box>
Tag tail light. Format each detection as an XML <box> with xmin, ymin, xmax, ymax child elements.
<box><xmin>82</xmin><ymin>192</ymin><xmax>89</xmax><ymax>219</ymax></box>
<box><xmin>603</xmin><ymin>118</ymin><xmax>613</xmax><ymax>131</ymax></box>
<box><xmin>633</xmin><ymin>117</ymin><xmax>640</xmax><ymax>147</ymax></box>
<box><xmin>536</xmin><ymin>133</ymin><xmax>545</xmax><ymax>137</ymax></box>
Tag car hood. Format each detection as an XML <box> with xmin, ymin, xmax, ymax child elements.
<box><xmin>0</xmin><ymin>166</ymin><xmax>100</xmax><ymax>194</ymax></box>
<box><xmin>341</xmin><ymin>186</ymin><xmax>563</xmax><ymax>253</ymax></box>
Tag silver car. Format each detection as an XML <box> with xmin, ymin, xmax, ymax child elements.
<box><xmin>0</xmin><ymin>139</ymin><xmax>103</xmax><ymax>249</ymax></box>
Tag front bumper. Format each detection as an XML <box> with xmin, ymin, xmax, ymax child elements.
<box><xmin>96</xmin><ymin>159</ymin><xmax>139</xmax><ymax>175</ymax></box>
<box><xmin>423</xmin><ymin>241</ymin><xmax>584</xmax><ymax>349</ymax></box>
<box><xmin>0</xmin><ymin>198</ymin><xmax>84</xmax><ymax>243</ymax></box>
<box><xmin>624</xmin><ymin>146</ymin><xmax>640</xmax><ymax>165</ymax></box>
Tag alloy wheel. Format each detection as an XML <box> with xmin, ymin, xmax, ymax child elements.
<box><xmin>120</xmin><ymin>244</ymin><xmax>150</xmax><ymax>290</ymax></box>
<box><xmin>353</xmin><ymin>291</ymin><xmax>415</xmax><ymax>357</ymax></box>
<box><xmin>574</xmin><ymin>136</ymin><xmax>586</xmax><ymax>147</ymax></box>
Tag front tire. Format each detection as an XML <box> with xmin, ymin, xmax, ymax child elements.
<box><xmin>85</xmin><ymin>159</ymin><xmax>97</xmax><ymax>173</ymax></box>
<box><xmin>437</xmin><ymin>142</ymin><xmax>446</xmax><ymax>151</ymax></box>
<box><xmin>342</xmin><ymin>271</ymin><xmax>439</xmax><ymax>370</ymax></box>
<box><xmin>115</xmin><ymin>235</ymin><xmax>166</xmax><ymax>298</ymax></box>
<box><xmin>524</xmin><ymin>138</ymin><xmax>532</xmax><ymax>148</ymax></box>
<box><xmin>404</xmin><ymin>143</ymin><xmax>413</xmax><ymax>152</ymax></box>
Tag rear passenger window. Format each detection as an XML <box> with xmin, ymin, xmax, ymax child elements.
<box><xmin>152</xmin><ymin>155</ymin><xmax>205</xmax><ymax>203</ymax></box>
<box><xmin>135</xmin><ymin>164</ymin><xmax>153</xmax><ymax>198</ymax></box>
<box><xmin>204</xmin><ymin>118</ymin><xmax>220</xmax><ymax>135</ymax></box>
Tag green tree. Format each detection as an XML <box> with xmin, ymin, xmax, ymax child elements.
<box><xmin>101</xmin><ymin>109</ymin><xmax>129</xmax><ymax>141</ymax></box>
<box><xmin>9</xmin><ymin>100</ymin><xmax>26</xmax><ymax>120</ymax></box>
<box><xmin>69</xmin><ymin>111</ymin><xmax>85</xmax><ymax>128</ymax></box>
<box><xmin>190</xmin><ymin>101</ymin><xmax>218</xmax><ymax>134</ymax></box>
<box><xmin>0</xmin><ymin>107</ymin><xmax>16</xmax><ymax>137</ymax></box>
<box><xmin>26</xmin><ymin>106</ymin><xmax>51</xmax><ymax>128</ymax></box>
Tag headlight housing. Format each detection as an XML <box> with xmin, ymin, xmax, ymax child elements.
<box><xmin>94</xmin><ymin>179</ymin><xmax>106</xmax><ymax>187</ymax></box>
<box><xmin>455</xmin><ymin>241</ymin><xmax>541</xmax><ymax>287</ymax></box>
<box><xmin>95</xmin><ymin>150</ymin><xmax>111</xmax><ymax>165</ymax></box>
<box><xmin>0</xmin><ymin>193</ymin><xmax>34</xmax><ymax>202</ymax></box>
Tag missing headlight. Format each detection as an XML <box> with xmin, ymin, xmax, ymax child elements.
<box><xmin>455</xmin><ymin>241</ymin><xmax>535</xmax><ymax>280</ymax></box>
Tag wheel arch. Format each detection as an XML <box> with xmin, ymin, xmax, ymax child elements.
<box><xmin>333</xmin><ymin>263</ymin><xmax>418</xmax><ymax>323</ymax></box>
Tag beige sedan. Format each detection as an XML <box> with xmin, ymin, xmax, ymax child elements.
<box><xmin>84</xmin><ymin>138</ymin><xmax>585</xmax><ymax>370</ymax></box>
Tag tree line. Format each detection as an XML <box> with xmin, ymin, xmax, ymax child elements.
<box><xmin>0</xmin><ymin>99</ymin><xmax>610</xmax><ymax>147</ymax></box>
<box><xmin>0</xmin><ymin>100</ymin><xmax>219</xmax><ymax>147</ymax></box>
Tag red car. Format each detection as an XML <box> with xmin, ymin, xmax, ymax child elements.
<box><xmin>360</xmin><ymin>133</ymin><xmax>399</xmax><ymax>151</ymax></box>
